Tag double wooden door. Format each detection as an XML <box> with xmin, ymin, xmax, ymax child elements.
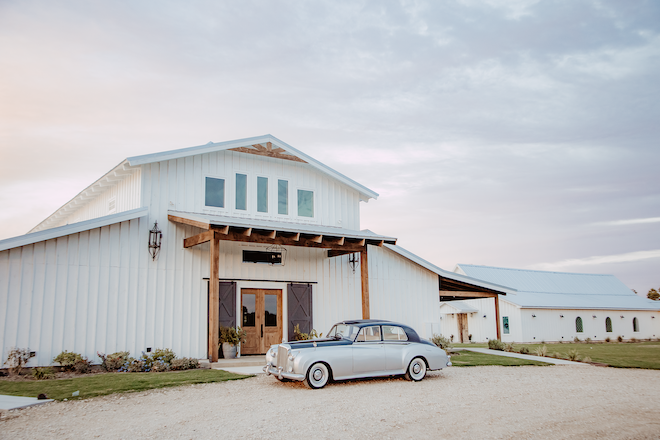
<box><xmin>241</xmin><ymin>289</ymin><xmax>283</xmax><ymax>355</ymax></box>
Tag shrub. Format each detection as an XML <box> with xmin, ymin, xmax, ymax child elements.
<box><xmin>551</xmin><ymin>352</ymin><xmax>560</xmax><ymax>359</ymax></box>
<box><xmin>170</xmin><ymin>358</ymin><xmax>199</xmax><ymax>371</ymax></box>
<box><xmin>582</xmin><ymin>356</ymin><xmax>592</xmax><ymax>363</ymax></box>
<box><xmin>53</xmin><ymin>351</ymin><xmax>90</xmax><ymax>372</ymax></box>
<box><xmin>468</xmin><ymin>334</ymin><xmax>472</xmax><ymax>342</ymax></box>
<box><xmin>630</xmin><ymin>337</ymin><xmax>637</xmax><ymax>343</ymax></box>
<box><xmin>519</xmin><ymin>346</ymin><xmax>529</xmax><ymax>355</ymax></box>
<box><xmin>151</xmin><ymin>359</ymin><xmax>170</xmax><ymax>372</ymax></box>
<box><xmin>617</xmin><ymin>335</ymin><xmax>623</xmax><ymax>343</ymax></box>
<box><xmin>585</xmin><ymin>337</ymin><xmax>592</xmax><ymax>344</ymax></box>
<box><xmin>488</xmin><ymin>339</ymin><xmax>505</xmax><ymax>351</ymax></box>
<box><xmin>504</xmin><ymin>343</ymin><xmax>515</xmax><ymax>352</ymax></box>
<box><xmin>3</xmin><ymin>347</ymin><xmax>35</xmax><ymax>375</ymax></box>
<box><xmin>120</xmin><ymin>352</ymin><xmax>154</xmax><ymax>373</ymax></box>
<box><xmin>31</xmin><ymin>367</ymin><xmax>55</xmax><ymax>380</ymax></box>
<box><xmin>567</xmin><ymin>349</ymin><xmax>580</xmax><ymax>361</ymax></box>
<box><xmin>292</xmin><ymin>324</ymin><xmax>322</xmax><ymax>341</ymax></box>
<box><xmin>150</xmin><ymin>348</ymin><xmax>176</xmax><ymax>365</ymax></box>
<box><xmin>533</xmin><ymin>345</ymin><xmax>548</xmax><ymax>357</ymax></box>
<box><xmin>605</xmin><ymin>337</ymin><xmax>611</xmax><ymax>343</ymax></box>
<box><xmin>430</xmin><ymin>334</ymin><xmax>452</xmax><ymax>350</ymax></box>
<box><xmin>98</xmin><ymin>351</ymin><xmax>130</xmax><ymax>371</ymax></box>
<box><xmin>219</xmin><ymin>326</ymin><xmax>247</xmax><ymax>346</ymax></box>
<box><xmin>574</xmin><ymin>337</ymin><xmax>580</xmax><ymax>343</ymax></box>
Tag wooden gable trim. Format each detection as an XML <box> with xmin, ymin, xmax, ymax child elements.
<box><xmin>228</xmin><ymin>142</ymin><xmax>307</xmax><ymax>163</ymax></box>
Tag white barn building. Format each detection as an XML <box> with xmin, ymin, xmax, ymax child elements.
<box><xmin>440</xmin><ymin>264</ymin><xmax>660</xmax><ymax>343</ymax></box>
<box><xmin>1</xmin><ymin>135</ymin><xmax>508</xmax><ymax>366</ymax></box>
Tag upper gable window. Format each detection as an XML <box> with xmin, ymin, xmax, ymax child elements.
<box><xmin>257</xmin><ymin>177</ymin><xmax>268</xmax><ymax>213</ymax></box>
<box><xmin>205</xmin><ymin>177</ymin><xmax>225</xmax><ymax>208</ymax></box>
<box><xmin>236</xmin><ymin>174</ymin><xmax>247</xmax><ymax>211</ymax></box>
<box><xmin>278</xmin><ymin>180</ymin><xmax>288</xmax><ymax>215</ymax></box>
<box><xmin>298</xmin><ymin>189</ymin><xmax>314</xmax><ymax>218</ymax></box>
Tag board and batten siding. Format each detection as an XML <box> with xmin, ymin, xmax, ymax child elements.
<box><xmin>367</xmin><ymin>245</ymin><xmax>440</xmax><ymax>339</ymax></box>
<box><xmin>140</xmin><ymin>150</ymin><xmax>361</xmax><ymax>231</ymax></box>
<box><xmin>47</xmin><ymin>169</ymin><xmax>142</xmax><ymax>230</ymax></box>
<box><xmin>439</xmin><ymin>298</ymin><xmax>498</xmax><ymax>342</ymax></box>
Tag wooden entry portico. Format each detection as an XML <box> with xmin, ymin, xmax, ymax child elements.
<box><xmin>169</xmin><ymin>211</ymin><xmax>396</xmax><ymax>361</ymax></box>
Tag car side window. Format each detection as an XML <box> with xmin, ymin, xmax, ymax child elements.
<box><xmin>382</xmin><ymin>326</ymin><xmax>408</xmax><ymax>341</ymax></box>
<box><xmin>355</xmin><ymin>326</ymin><xmax>382</xmax><ymax>342</ymax></box>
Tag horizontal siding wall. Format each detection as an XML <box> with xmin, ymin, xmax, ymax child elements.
<box><xmin>367</xmin><ymin>245</ymin><xmax>440</xmax><ymax>339</ymax></box>
<box><xmin>142</xmin><ymin>151</ymin><xmax>361</xmax><ymax>231</ymax></box>
<box><xmin>520</xmin><ymin>309</ymin><xmax>660</xmax><ymax>343</ymax></box>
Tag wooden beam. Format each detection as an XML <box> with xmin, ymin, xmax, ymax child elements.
<box><xmin>213</xmin><ymin>225</ymin><xmax>229</xmax><ymax>235</ymax></box>
<box><xmin>208</xmin><ymin>235</ymin><xmax>220</xmax><ymax>362</ymax></box>
<box><xmin>205</xmin><ymin>230</ymin><xmax>366</xmax><ymax>252</ymax></box>
<box><xmin>310</xmin><ymin>235</ymin><xmax>323</xmax><ymax>244</ymax></box>
<box><xmin>361</xmin><ymin>249</ymin><xmax>369</xmax><ymax>319</ymax></box>
<box><xmin>323</xmin><ymin>236</ymin><xmax>345</xmax><ymax>246</ymax></box>
<box><xmin>293</xmin><ymin>233</ymin><xmax>300</xmax><ymax>241</ymax></box>
<box><xmin>439</xmin><ymin>290</ymin><xmax>499</xmax><ymax>299</ymax></box>
<box><xmin>184</xmin><ymin>230</ymin><xmax>214</xmax><ymax>248</ymax></box>
<box><xmin>376</xmin><ymin>240</ymin><xmax>384</xmax><ymax>247</ymax></box>
<box><xmin>168</xmin><ymin>214</ymin><xmax>210</xmax><ymax>230</ymax></box>
<box><xmin>494</xmin><ymin>295</ymin><xmax>501</xmax><ymax>341</ymax></box>
<box><xmin>357</xmin><ymin>239</ymin><xmax>365</xmax><ymax>246</ymax></box>
<box><xmin>242</xmin><ymin>228</ymin><xmax>252</xmax><ymax>237</ymax></box>
<box><xmin>328</xmin><ymin>250</ymin><xmax>354</xmax><ymax>258</ymax></box>
<box><xmin>267</xmin><ymin>230</ymin><xmax>277</xmax><ymax>239</ymax></box>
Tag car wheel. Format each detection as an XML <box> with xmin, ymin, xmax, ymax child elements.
<box><xmin>405</xmin><ymin>357</ymin><xmax>427</xmax><ymax>381</ymax></box>
<box><xmin>305</xmin><ymin>362</ymin><xmax>330</xmax><ymax>389</ymax></box>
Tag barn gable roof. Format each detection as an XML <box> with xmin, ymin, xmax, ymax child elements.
<box><xmin>456</xmin><ymin>264</ymin><xmax>660</xmax><ymax>311</ymax></box>
<box><xmin>127</xmin><ymin>134</ymin><xmax>378</xmax><ymax>201</ymax></box>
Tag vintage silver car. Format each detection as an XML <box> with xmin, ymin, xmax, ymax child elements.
<box><xmin>263</xmin><ymin>319</ymin><xmax>451</xmax><ymax>389</ymax></box>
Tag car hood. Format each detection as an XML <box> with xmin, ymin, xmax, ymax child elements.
<box><xmin>285</xmin><ymin>338</ymin><xmax>353</xmax><ymax>349</ymax></box>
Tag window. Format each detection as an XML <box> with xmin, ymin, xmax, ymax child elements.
<box><xmin>605</xmin><ymin>317</ymin><xmax>612</xmax><ymax>333</ymax></box>
<box><xmin>242</xmin><ymin>293</ymin><xmax>255</xmax><ymax>327</ymax></box>
<box><xmin>298</xmin><ymin>189</ymin><xmax>314</xmax><ymax>217</ymax></box>
<box><xmin>383</xmin><ymin>326</ymin><xmax>408</xmax><ymax>341</ymax></box>
<box><xmin>576</xmin><ymin>317</ymin><xmax>583</xmax><ymax>333</ymax></box>
<box><xmin>242</xmin><ymin>250</ymin><xmax>282</xmax><ymax>265</ymax></box>
<box><xmin>205</xmin><ymin>177</ymin><xmax>225</xmax><ymax>208</ymax></box>
<box><xmin>236</xmin><ymin>174</ymin><xmax>247</xmax><ymax>210</ymax></box>
<box><xmin>257</xmin><ymin>177</ymin><xmax>268</xmax><ymax>213</ymax></box>
<box><xmin>503</xmin><ymin>316</ymin><xmax>510</xmax><ymax>334</ymax></box>
<box><xmin>356</xmin><ymin>326</ymin><xmax>382</xmax><ymax>342</ymax></box>
<box><xmin>633</xmin><ymin>317</ymin><xmax>639</xmax><ymax>332</ymax></box>
<box><xmin>264</xmin><ymin>294</ymin><xmax>277</xmax><ymax>327</ymax></box>
<box><xmin>278</xmin><ymin>180</ymin><xmax>288</xmax><ymax>215</ymax></box>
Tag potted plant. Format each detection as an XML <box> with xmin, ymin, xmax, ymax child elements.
<box><xmin>219</xmin><ymin>326</ymin><xmax>247</xmax><ymax>359</ymax></box>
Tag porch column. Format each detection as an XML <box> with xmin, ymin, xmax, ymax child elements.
<box><xmin>208</xmin><ymin>233</ymin><xmax>220</xmax><ymax>362</ymax></box>
<box><xmin>360</xmin><ymin>248</ymin><xmax>370</xmax><ymax>319</ymax></box>
<box><xmin>494</xmin><ymin>295</ymin><xmax>501</xmax><ymax>340</ymax></box>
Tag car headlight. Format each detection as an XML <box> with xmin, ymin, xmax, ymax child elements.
<box><xmin>269</xmin><ymin>348</ymin><xmax>276</xmax><ymax>357</ymax></box>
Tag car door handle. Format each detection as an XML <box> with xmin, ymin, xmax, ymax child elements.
<box><xmin>261</xmin><ymin>324</ymin><xmax>263</xmax><ymax>337</ymax></box>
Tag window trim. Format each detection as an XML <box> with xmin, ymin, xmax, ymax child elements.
<box><xmin>575</xmin><ymin>316</ymin><xmax>583</xmax><ymax>333</ymax></box>
<box><xmin>235</xmin><ymin>173</ymin><xmax>248</xmax><ymax>211</ymax></box>
<box><xmin>355</xmin><ymin>325</ymin><xmax>383</xmax><ymax>342</ymax></box>
<box><xmin>256</xmin><ymin>175</ymin><xmax>269</xmax><ymax>213</ymax></box>
<box><xmin>203</xmin><ymin>174</ymin><xmax>227</xmax><ymax>210</ymax></box>
<box><xmin>277</xmin><ymin>178</ymin><xmax>289</xmax><ymax>217</ymax></box>
<box><xmin>297</xmin><ymin>188</ymin><xmax>315</xmax><ymax>218</ymax></box>
<box><xmin>605</xmin><ymin>317</ymin><xmax>613</xmax><ymax>333</ymax></box>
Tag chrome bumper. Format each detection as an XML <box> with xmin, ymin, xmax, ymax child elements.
<box><xmin>263</xmin><ymin>363</ymin><xmax>305</xmax><ymax>381</ymax></box>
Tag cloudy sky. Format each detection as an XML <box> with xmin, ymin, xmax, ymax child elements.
<box><xmin>1</xmin><ymin>0</ymin><xmax>658</xmax><ymax>294</ymax></box>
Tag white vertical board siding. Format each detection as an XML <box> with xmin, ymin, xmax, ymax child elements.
<box><xmin>0</xmin><ymin>217</ymin><xmax>211</xmax><ymax>367</ymax></box>
<box><xmin>367</xmin><ymin>245</ymin><xmax>440</xmax><ymax>339</ymax></box>
<box><xmin>439</xmin><ymin>299</ymin><xmax>499</xmax><ymax>342</ymax></box>
<box><xmin>497</xmin><ymin>300</ymin><xmax>521</xmax><ymax>343</ymax></box>
<box><xmin>519</xmin><ymin>309</ymin><xmax>660</xmax><ymax>343</ymax></box>
<box><xmin>150</xmin><ymin>151</ymin><xmax>361</xmax><ymax>230</ymax></box>
<box><xmin>46</xmin><ymin>169</ymin><xmax>142</xmax><ymax>230</ymax></box>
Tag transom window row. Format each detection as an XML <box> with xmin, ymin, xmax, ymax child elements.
<box><xmin>575</xmin><ymin>316</ymin><xmax>640</xmax><ymax>333</ymax></box>
<box><xmin>205</xmin><ymin>175</ymin><xmax>314</xmax><ymax>218</ymax></box>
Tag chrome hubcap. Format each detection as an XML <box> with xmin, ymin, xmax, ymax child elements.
<box><xmin>413</xmin><ymin>363</ymin><xmax>421</xmax><ymax>374</ymax></box>
<box><xmin>313</xmin><ymin>369</ymin><xmax>323</xmax><ymax>381</ymax></box>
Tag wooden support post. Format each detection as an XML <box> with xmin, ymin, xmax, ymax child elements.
<box><xmin>494</xmin><ymin>295</ymin><xmax>501</xmax><ymax>340</ymax></box>
<box><xmin>360</xmin><ymin>248</ymin><xmax>370</xmax><ymax>319</ymax></box>
<box><xmin>208</xmin><ymin>234</ymin><xmax>220</xmax><ymax>362</ymax></box>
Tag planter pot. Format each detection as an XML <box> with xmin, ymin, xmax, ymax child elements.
<box><xmin>222</xmin><ymin>343</ymin><xmax>237</xmax><ymax>359</ymax></box>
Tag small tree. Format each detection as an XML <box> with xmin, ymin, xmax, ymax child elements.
<box><xmin>648</xmin><ymin>288</ymin><xmax>660</xmax><ymax>301</ymax></box>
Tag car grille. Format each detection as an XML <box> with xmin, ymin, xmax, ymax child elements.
<box><xmin>276</xmin><ymin>344</ymin><xmax>288</xmax><ymax>369</ymax></box>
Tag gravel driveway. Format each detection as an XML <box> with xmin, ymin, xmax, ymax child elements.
<box><xmin>1</xmin><ymin>365</ymin><xmax>659</xmax><ymax>439</ymax></box>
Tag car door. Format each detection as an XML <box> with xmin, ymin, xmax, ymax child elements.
<box><xmin>352</xmin><ymin>325</ymin><xmax>386</xmax><ymax>374</ymax></box>
<box><xmin>382</xmin><ymin>325</ymin><xmax>410</xmax><ymax>372</ymax></box>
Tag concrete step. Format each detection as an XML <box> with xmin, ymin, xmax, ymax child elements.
<box><xmin>210</xmin><ymin>356</ymin><xmax>266</xmax><ymax>369</ymax></box>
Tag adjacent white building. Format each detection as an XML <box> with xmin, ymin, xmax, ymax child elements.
<box><xmin>440</xmin><ymin>264</ymin><xmax>660</xmax><ymax>343</ymax></box>
<box><xmin>1</xmin><ymin>135</ymin><xmax>506</xmax><ymax>366</ymax></box>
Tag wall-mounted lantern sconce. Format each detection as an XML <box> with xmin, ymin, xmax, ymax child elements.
<box><xmin>560</xmin><ymin>314</ymin><xmax>564</xmax><ymax>318</ymax></box>
<box><xmin>148</xmin><ymin>221</ymin><xmax>162</xmax><ymax>261</ymax></box>
<box><xmin>483</xmin><ymin>314</ymin><xmax>487</xmax><ymax>318</ymax></box>
<box><xmin>532</xmin><ymin>314</ymin><xmax>536</xmax><ymax>318</ymax></box>
<box><xmin>266</xmin><ymin>244</ymin><xmax>287</xmax><ymax>266</ymax></box>
<box><xmin>593</xmin><ymin>315</ymin><xmax>597</xmax><ymax>318</ymax></box>
<box><xmin>620</xmin><ymin>315</ymin><xmax>624</xmax><ymax>318</ymax></box>
<box><xmin>348</xmin><ymin>253</ymin><xmax>359</xmax><ymax>273</ymax></box>
<box><xmin>652</xmin><ymin>316</ymin><xmax>656</xmax><ymax>319</ymax></box>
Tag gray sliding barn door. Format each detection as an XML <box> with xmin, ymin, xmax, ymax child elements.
<box><xmin>219</xmin><ymin>282</ymin><xmax>236</xmax><ymax>328</ymax></box>
<box><xmin>287</xmin><ymin>283</ymin><xmax>313</xmax><ymax>341</ymax></box>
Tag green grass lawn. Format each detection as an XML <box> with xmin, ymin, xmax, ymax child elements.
<box><xmin>514</xmin><ymin>341</ymin><xmax>660</xmax><ymax>369</ymax></box>
<box><xmin>449</xmin><ymin>351</ymin><xmax>551</xmax><ymax>367</ymax></box>
<box><xmin>0</xmin><ymin>369</ymin><xmax>250</xmax><ymax>401</ymax></box>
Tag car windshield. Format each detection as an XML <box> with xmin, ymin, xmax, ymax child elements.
<box><xmin>327</xmin><ymin>324</ymin><xmax>360</xmax><ymax>341</ymax></box>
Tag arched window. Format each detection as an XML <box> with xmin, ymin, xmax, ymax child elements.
<box><xmin>605</xmin><ymin>317</ymin><xmax>612</xmax><ymax>333</ymax></box>
<box><xmin>633</xmin><ymin>317</ymin><xmax>639</xmax><ymax>332</ymax></box>
<box><xmin>575</xmin><ymin>317</ymin><xmax>583</xmax><ymax>333</ymax></box>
